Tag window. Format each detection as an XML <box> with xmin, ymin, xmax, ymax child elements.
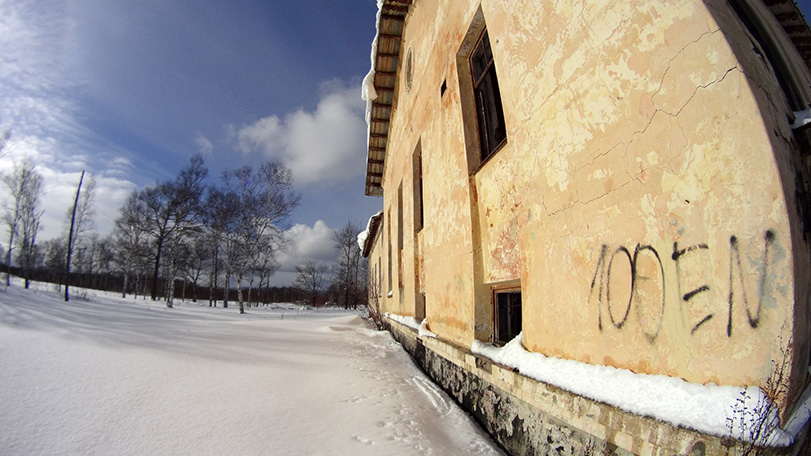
<box><xmin>494</xmin><ymin>289</ymin><xmax>521</xmax><ymax>345</ymax></box>
<box><xmin>470</xmin><ymin>28</ymin><xmax>507</xmax><ymax>162</ymax></box>
<box><xmin>397</xmin><ymin>183</ymin><xmax>403</xmax><ymax>251</ymax></box>
<box><xmin>404</xmin><ymin>45</ymin><xmax>414</xmax><ymax>93</ymax></box>
<box><xmin>387</xmin><ymin>209</ymin><xmax>392</xmax><ymax>295</ymax></box>
<box><xmin>413</xmin><ymin>142</ymin><xmax>424</xmax><ymax>232</ymax></box>
<box><xmin>397</xmin><ymin>183</ymin><xmax>404</xmax><ymax>289</ymax></box>
<box><xmin>416</xmin><ymin>293</ymin><xmax>426</xmax><ymax>321</ymax></box>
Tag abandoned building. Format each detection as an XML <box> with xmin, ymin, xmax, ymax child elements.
<box><xmin>360</xmin><ymin>0</ymin><xmax>811</xmax><ymax>454</ymax></box>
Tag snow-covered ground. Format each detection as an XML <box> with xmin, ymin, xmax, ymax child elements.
<box><xmin>0</xmin><ymin>280</ymin><xmax>502</xmax><ymax>455</ymax></box>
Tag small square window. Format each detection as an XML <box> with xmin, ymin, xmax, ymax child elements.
<box><xmin>494</xmin><ymin>289</ymin><xmax>521</xmax><ymax>345</ymax></box>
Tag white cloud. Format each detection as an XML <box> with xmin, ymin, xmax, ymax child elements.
<box><xmin>264</xmin><ymin>220</ymin><xmax>338</xmax><ymax>287</ymax></box>
<box><xmin>194</xmin><ymin>132</ymin><xmax>214</xmax><ymax>158</ymax></box>
<box><xmin>0</xmin><ymin>141</ymin><xmax>136</xmax><ymax>247</ymax></box>
<box><xmin>233</xmin><ymin>83</ymin><xmax>366</xmax><ymax>187</ymax></box>
<box><xmin>0</xmin><ymin>2</ymin><xmax>137</xmax><ymax>246</ymax></box>
<box><xmin>0</xmin><ymin>1</ymin><xmax>78</xmax><ymax>138</ymax></box>
<box><xmin>275</xmin><ymin>220</ymin><xmax>337</xmax><ymax>273</ymax></box>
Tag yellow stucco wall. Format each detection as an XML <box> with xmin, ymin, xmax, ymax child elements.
<box><xmin>371</xmin><ymin>0</ymin><xmax>811</xmax><ymax>412</ymax></box>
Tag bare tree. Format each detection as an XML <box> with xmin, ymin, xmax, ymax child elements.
<box><xmin>365</xmin><ymin>262</ymin><xmax>385</xmax><ymax>330</ymax></box>
<box><xmin>138</xmin><ymin>155</ymin><xmax>208</xmax><ymax>303</ymax></box>
<box><xmin>3</xmin><ymin>159</ymin><xmax>43</xmax><ymax>286</ymax></box>
<box><xmin>253</xmin><ymin>238</ymin><xmax>279</xmax><ymax>306</ymax></box>
<box><xmin>182</xmin><ymin>231</ymin><xmax>211</xmax><ymax>303</ymax></box>
<box><xmin>333</xmin><ymin>221</ymin><xmax>363</xmax><ymax>309</ymax></box>
<box><xmin>161</xmin><ymin>232</ymin><xmax>192</xmax><ymax>307</ymax></box>
<box><xmin>64</xmin><ymin>171</ymin><xmax>96</xmax><ymax>301</ymax></box>
<box><xmin>97</xmin><ymin>235</ymin><xmax>116</xmax><ymax>289</ymax></box>
<box><xmin>17</xmin><ymin>167</ymin><xmax>44</xmax><ymax>289</ymax></box>
<box><xmin>42</xmin><ymin>238</ymin><xmax>66</xmax><ymax>289</ymax></box>
<box><xmin>206</xmin><ymin>187</ymin><xmax>239</xmax><ymax>307</ymax></box>
<box><xmin>220</xmin><ymin>160</ymin><xmax>300</xmax><ymax>314</ymax></box>
<box><xmin>295</xmin><ymin>261</ymin><xmax>328</xmax><ymax>307</ymax></box>
<box><xmin>113</xmin><ymin>191</ymin><xmax>151</xmax><ymax>298</ymax></box>
<box><xmin>203</xmin><ymin>187</ymin><xmax>236</xmax><ymax>307</ymax></box>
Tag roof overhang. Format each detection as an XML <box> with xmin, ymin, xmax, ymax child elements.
<box><xmin>766</xmin><ymin>0</ymin><xmax>811</xmax><ymax>71</ymax></box>
<box><xmin>364</xmin><ymin>1</ymin><xmax>413</xmax><ymax>197</ymax></box>
<box><xmin>361</xmin><ymin>211</ymin><xmax>383</xmax><ymax>258</ymax></box>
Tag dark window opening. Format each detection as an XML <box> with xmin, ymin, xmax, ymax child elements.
<box><xmin>413</xmin><ymin>144</ymin><xmax>424</xmax><ymax>232</ymax></box>
<box><xmin>387</xmin><ymin>210</ymin><xmax>392</xmax><ymax>294</ymax></box>
<box><xmin>397</xmin><ymin>184</ymin><xmax>403</xmax><ymax>251</ymax></box>
<box><xmin>495</xmin><ymin>289</ymin><xmax>521</xmax><ymax>345</ymax></box>
<box><xmin>397</xmin><ymin>183</ymin><xmax>403</xmax><ymax>289</ymax></box>
<box><xmin>470</xmin><ymin>29</ymin><xmax>507</xmax><ymax>162</ymax></box>
<box><xmin>440</xmin><ymin>80</ymin><xmax>447</xmax><ymax>97</ymax></box>
<box><xmin>416</xmin><ymin>292</ymin><xmax>426</xmax><ymax>321</ymax></box>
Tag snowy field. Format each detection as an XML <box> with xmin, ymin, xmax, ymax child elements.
<box><xmin>0</xmin><ymin>280</ymin><xmax>502</xmax><ymax>455</ymax></box>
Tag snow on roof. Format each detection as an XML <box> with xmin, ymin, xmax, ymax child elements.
<box><xmin>792</xmin><ymin>108</ymin><xmax>811</xmax><ymax>130</ymax></box>
<box><xmin>361</xmin><ymin>1</ymin><xmax>411</xmax><ymax>197</ymax></box>
<box><xmin>358</xmin><ymin>210</ymin><xmax>383</xmax><ymax>256</ymax></box>
<box><xmin>361</xmin><ymin>0</ymin><xmax>384</xmax><ymax>129</ymax></box>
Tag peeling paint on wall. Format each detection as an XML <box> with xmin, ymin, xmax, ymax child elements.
<box><xmin>367</xmin><ymin>0</ymin><xmax>810</xmax><ymax>419</ymax></box>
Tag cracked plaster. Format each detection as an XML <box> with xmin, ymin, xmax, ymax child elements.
<box><xmin>368</xmin><ymin>0</ymin><xmax>809</xmax><ymax>418</ymax></box>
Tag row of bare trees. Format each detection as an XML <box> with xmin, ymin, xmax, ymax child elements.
<box><xmin>3</xmin><ymin>159</ymin><xmax>44</xmax><ymax>289</ymax></box>
<box><xmin>112</xmin><ymin>155</ymin><xmax>300</xmax><ymax>312</ymax></box>
<box><xmin>331</xmin><ymin>222</ymin><xmax>366</xmax><ymax>308</ymax></box>
<box><xmin>2</xmin><ymin>153</ymin><xmax>304</xmax><ymax>312</ymax></box>
<box><xmin>292</xmin><ymin>221</ymin><xmax>368</xmax><ymax>308</ymax></box>
<box><xmin>1</xmin><ymin>148</ymin><xmax>371</xmax><ymax>311</ymax></box>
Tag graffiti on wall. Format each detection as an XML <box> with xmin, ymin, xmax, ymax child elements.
<box><xmin>588</xmin><ymin>230</ymin><xmax>776</xmax><ymax>342</ymax></box>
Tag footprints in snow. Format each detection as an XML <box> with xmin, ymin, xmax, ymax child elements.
<box><xmin>410</xmin><ymin>375</ymin><xmax>452</xmax><ymax>415</ymax></box>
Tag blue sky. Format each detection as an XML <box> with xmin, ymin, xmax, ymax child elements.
<box><xmin>0</xmin><ymin>0</ymin><xmax>382</xmax><ymax>283</ymax></box>
<box><xmin>2</xmin><ymin>1</ymin><xmax>811</xmax><ymax>285</ymax></box>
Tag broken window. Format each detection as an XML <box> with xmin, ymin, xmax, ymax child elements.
<box><xmin>494</xmin><ymin>288</ymin><xmax>521</xmax><ymax>345</ymax></box>
<box><xmin>470</xmin><ymin>28</ymin><xmax>507</xmax><ymax>162</ymax></box>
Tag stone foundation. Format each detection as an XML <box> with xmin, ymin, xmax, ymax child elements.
<box><xmin>384</xmin><ymin>317</ymin><xmax>800</xmax><ymax>455</ymax></box>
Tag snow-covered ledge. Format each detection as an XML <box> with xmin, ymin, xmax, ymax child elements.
<box><xmin>471</xmin><ymin>333</ymin><xmax>811</xmax><ymax>447</ymax></box>
<box><xmin>385</xmin><ymin>313</ymin><xmax>437</xmax><ymax>338</ymax></box>
<box><xmin>381</xmin><ymin>316</ymin><xmax>811</xmax><ymax>454</ymax></box>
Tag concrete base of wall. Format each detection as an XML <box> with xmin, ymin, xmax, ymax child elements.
<box><xmin>383</xmin><ymin>317</ymin><xmax>800</xmax><ymax>456</ymax></box>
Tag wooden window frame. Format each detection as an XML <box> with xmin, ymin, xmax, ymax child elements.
<box><xmin>469</xmin><ymin>27</ymin><xmax>507</xmax><ymax>163</ymax></box>
<box><xmin>493</xmin><ymin>286</ymin><xmax>522</xmax><ymax>345</ymax></box>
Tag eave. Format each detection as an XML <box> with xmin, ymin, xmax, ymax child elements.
<box><xmin>361</xmin><ymin>211</ymin><xmax>383</xmax><ymax>258</ymax></box>
<box><xmin>766</xmin><ymin>0</ymin><xmax>811</xmax><ymax>71</ymax></box>
<box><xmin>364</xmin><ymin>1</ymin><xmax>413</xmax><ymax>197</ymax></box>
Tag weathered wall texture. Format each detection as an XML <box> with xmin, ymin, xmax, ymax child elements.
<box><xmin>385</xmin><ymin>318</ymin><xmax>789</xmax><ymax>455</ymax></box>
<box><xmin>371</xmin><ymin>0</ymin><xmax>810</xmax><ymax>423</ymax></box>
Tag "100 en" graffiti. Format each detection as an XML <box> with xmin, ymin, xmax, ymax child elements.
<box><xmin>588</xmin><ymin>230</ymin><xmax>775</xmax><ymax>342</ymax></box>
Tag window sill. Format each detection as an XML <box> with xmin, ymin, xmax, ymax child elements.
<box><xmin>471</xmin><ymin>138</ymin><xmax>508</xmax><ymax>175</ymax></box>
